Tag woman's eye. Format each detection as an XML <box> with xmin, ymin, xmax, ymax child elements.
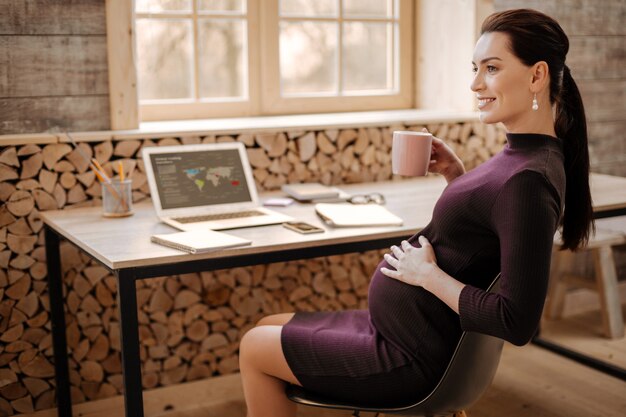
<box><xmin>472</xmin><ymin>67</ymin><xmax>478</xmax><ymax>73</ymax></box>
<box><xmin>487</xmin><ymin>65</ymin><xmax>497</xmax><ymax>73</ymax></box>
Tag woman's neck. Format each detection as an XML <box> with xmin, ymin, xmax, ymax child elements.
<box><xmin>504</xmin><ymin>106</ymin><xmax>557</xmax><ymax>137</ymax></box>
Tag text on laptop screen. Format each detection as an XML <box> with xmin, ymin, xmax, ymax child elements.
<box><xmin>150</xmin><ymin>149</ymin><xmax>252</xmax><ymax>210</ymax></box>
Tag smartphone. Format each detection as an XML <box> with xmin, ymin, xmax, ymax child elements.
<box><xmin>282</xmin><ymin>221</ymin><xmax>325</xmax><ymax>234</ymax></box>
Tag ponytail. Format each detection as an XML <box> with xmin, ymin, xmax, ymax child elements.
<box><xmin>555</xmin><ymin>66</ymin><xmax>594</xmax><ymax>251</ymax></box>
<box><xmin>481</xmin><ymin>9</ymin><xmax>595</xmax><ymax>251</ymax></box>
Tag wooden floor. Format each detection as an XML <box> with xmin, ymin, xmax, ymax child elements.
<box><xmin>540</xmin><ymin>279</ymin><xmax>626</xmax><ymax>369</ymax></box>
<box><xmin>22</xmin><ymin>341</ymin><xmax>626</xmax><ymax>417</ymax></box>
<box><xmin>540</xmin><ymin>307</ymin><xmax>626</xmax><ymax>369</ymax></box>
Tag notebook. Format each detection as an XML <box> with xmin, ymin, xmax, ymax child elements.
<box><xmin>142</xmin><ymin>143</ymin><xmax>293</xmax><ymax>231</ymax></box>
<box><xmin>151</xmin><ymin>229</ymin><xmax>252</xmax><ymax>254</ymax></box>
<box><xmin>315</xmin><ymin>203</ymin><xmax>403</xmax><ymax>227</ymax></box>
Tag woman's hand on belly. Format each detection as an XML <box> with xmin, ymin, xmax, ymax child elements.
<box><xmin>381</xmin><ymin>236</ymin><xmax>437</xmax><ymax>287</ymax></box>
<box><xmin>381</xmin><ymin>236</ymin><xmax>465</xmax><ymax>314</ymax></box>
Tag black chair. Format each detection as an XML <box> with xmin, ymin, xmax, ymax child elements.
<box><xmin>286</xmin><ymin>274</ymin><xmax>503</xmax><ymax>417</ymax></box>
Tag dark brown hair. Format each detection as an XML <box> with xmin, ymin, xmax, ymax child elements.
<box><xmin>481</xmin><ymin>9</ymin><xmax>594</xmax><ymax>251</ymax></box>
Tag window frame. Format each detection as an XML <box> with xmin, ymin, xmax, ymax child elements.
<box><xmin>259</xmin><ymin>0</ymin><xmax>414</xmax><ymax>115</ymax></box>
<box><xmin>106</xmin><ymin>0</ymin><xmax>139</xmax><ymax>129</ymax></box>
<box><xmin>135</xmin><ymin>1</ymin><xmax>261</xmax><ymax>121</ymax></box>
<box><xmin>132</xmin><ymin>0</ymin><xmax>414</xmax><ymax>122</ymax></box>
<box><xmin>106</xmin><ymin>1</ymin><xmax>490</xmax><ymax>130</ymax></box>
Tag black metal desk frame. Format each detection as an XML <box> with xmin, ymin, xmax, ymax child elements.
<box><xmin>45</xmin><ymin>225</ymin><xmax>407</xmax><ymax>417</ymax></box>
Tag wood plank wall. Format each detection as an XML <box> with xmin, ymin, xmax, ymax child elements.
<box><xmin>0</xmin><ymin>0</ymin><xmax>111</xmax><ymax>134</ymax></box>
<box><xmin>494</xmin><ymin>0</ymin><xmax>626</xmax><ymax>176</ymax></box>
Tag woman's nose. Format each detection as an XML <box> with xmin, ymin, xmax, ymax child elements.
<box><xmin>470</xmin><ymin>72</ymin><xmax>484</xmax><ymax>92</ymax></box>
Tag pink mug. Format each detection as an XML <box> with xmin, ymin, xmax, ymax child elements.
<box><xmin>392</xmin><ymin>131</ymin><xmax>433</xmax><ymax>176</ymax></box>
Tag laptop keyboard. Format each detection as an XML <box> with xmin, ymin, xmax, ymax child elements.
<box><xmin>172</xmin><ymin>210</ymin><xmax>265</xmax><ymax>224</ymax></box>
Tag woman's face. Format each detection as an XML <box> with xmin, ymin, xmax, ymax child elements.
<box><xmin>471</xmin><ymin>32</ymin><xmax>535</xmax><ymax>129</ymax></box>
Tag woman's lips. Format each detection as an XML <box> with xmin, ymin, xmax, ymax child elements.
<box><xmin>477</xmin><ymin>97</ymin><xmax>495</xmax><ymax>109</ymax></box>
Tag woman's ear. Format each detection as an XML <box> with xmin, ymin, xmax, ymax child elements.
<box><xmin>530</xmin><ymin>61</ymin><xmax>550</xmax><ymax>93</ymax></box>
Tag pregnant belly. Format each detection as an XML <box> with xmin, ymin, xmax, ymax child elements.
<box><xmin>368</xmin><ymin>259</ymin><xmax>458</xmax><ymax>357</ymax></box>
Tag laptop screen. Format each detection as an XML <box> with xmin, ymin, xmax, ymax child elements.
<box><xmin>149</xmin><ymin>148</ymin><xmax>253</xmax><ymax>210</ymax></box>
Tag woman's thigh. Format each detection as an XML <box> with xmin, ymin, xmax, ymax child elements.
<box><xmin>240</xmin><ymin>324</ymin><xmax>301</xmax><ymax>386</ymax></box>
<box><xmin>256</xmin><ymin>312</ymin><xmax>295</xmax><ymax>327</ymax></box>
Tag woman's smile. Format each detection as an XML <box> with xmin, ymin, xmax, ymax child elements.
<box><xmin>477</xmin><ymin>96</ymin><xmax>496</xmax><ymax>109</ymax></box>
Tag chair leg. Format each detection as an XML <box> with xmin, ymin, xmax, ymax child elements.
<box><xmin>592</xmin><ymin>246</ymin><xmax>624</xmax><ymax>339</ymax></box>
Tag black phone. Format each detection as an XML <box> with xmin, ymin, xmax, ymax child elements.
<box><xmin>282</xmin><ymin>221</ymin><xmax>325</xmax><ymax>234</ymax></box>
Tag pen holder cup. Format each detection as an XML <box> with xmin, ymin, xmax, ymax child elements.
<box><xmin>102</xmin><ymin>179</ymin><xmax>133</xmax><ymax>218</ymax></box>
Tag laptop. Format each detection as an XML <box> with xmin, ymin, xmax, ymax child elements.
<box><xmin>142</xmin><ymin>142</ymin><xmax>293</xmax><ymax>231</ymax></box>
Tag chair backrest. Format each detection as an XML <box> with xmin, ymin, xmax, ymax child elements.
<box><xmin>385</xmin><ymin>273</ymin><xmax>504</xmax><ymax>416</ymax></box>
<box><xmin>287</xmin><ymin>274</ymin><xmax>504</xmax><ymax>416</ymax></box>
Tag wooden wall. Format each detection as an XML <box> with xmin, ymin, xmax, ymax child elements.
<box><xmin>0</xmin><ymin>0</ymin><xmax>111</xmax><ymax>134</ymax></box>
<box><xmin>494</xmin><ymin>0</ymin><xmax>626</xmax><ymax>176</ymax></box>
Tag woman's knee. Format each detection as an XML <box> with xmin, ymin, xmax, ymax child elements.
<box><xmin>239</xmin><ymin>325</ymin><xmax>300</xmax><ymax>385</ymax></box>
<box><xmin>240</xmin><ymin>326</ymin><xmax>277</xmax><ymax>365</ymax></box>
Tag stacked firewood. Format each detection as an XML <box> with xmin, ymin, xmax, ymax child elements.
<box><xmin>0</xmin><ymin>121</ymin><xmax>506</xmax><ymax>414</ymax></box>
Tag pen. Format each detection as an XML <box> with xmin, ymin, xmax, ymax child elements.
<box><xmin>91</xmin><ymin>159</ymin><xmax>110</xmax><ymax>182</ymax></box>
<box><xmin>119</xmin><ymin>161</ymin><xmax>125</xmax><ymax>182</ymax></box>
<box><xmin>91</xmin><ymin>165</ymin><xmax>106</xmax><ymax>183</ymax></box>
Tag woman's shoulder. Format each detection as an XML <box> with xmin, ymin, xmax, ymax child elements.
<box><xmin>497</xmin><ymin>141</ymin><xmax>565</xmax><ymax>192</ymax></box>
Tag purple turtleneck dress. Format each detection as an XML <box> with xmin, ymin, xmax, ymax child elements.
<box><xmin>281</xmin><ymin>133</ymin><xmax>565</xmax><ymax>406</ymax></box>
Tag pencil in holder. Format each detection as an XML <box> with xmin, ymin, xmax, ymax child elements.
<box><xmin>102</xmin><ymin>179</ymin><xmax>133</xmax><ymax>217</ymax></box>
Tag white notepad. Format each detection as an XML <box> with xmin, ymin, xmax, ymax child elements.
<box><xmin>315</xmin><ymin>203</ymin><xmax>403</xmax><ymax>227</ymax></box>
<box><xmin>151</xmin><ymin>230</ymin><xmax>252</xmax><ymax>254</ymax></box>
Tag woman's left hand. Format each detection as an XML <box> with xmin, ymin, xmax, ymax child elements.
<box><xmin>381</xmin><ymin>236</ymin><xmax>438</xmax><ymax>287</ymax></box>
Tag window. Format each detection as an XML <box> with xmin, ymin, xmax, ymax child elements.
<box><xmin>134</xmin><ymin>0</ymin><xmax>413</xmax><ymax>121</ymax></box>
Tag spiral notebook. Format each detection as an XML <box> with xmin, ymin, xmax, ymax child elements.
<box><xmin>151</xmin><ymin>229</ymin><xmax>252</xmax><ymax>254</ymax></box>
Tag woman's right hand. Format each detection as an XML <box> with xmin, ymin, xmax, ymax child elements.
<box><xmin>427</xmin><ymin>131</ymin><xmax>466</xmax><ymax>183</ymax></box>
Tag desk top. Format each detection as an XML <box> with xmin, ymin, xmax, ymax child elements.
<box><xmin>40</xmin><ymin>173</ymin><xmax>626</xmax><ymax>271</ymax></box>
<box><xmin>41</xmin><ymin>177</ymin><xmax>447</xmax><ymax>270</ymax></box>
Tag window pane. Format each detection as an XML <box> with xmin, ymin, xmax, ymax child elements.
<box><xmin>136</xmin><ymin>19</ymin><xmax>193</xmax><ymax>100</ymax></box>
<box><xmin>280</xmin><ymin>0</ymin><xmax>337</xmax><ymax>17</ymax></box>
<box><xmin>343</xmin><ymin>22</ymin><xmax>391</xmax><ymax>91</ymax></box>
<box><xmin>198</xmin><ymin>19</ymin><xmax>246</xmax><ymax>98</ymax></box>
<box><xmin>198</xmin><ymin>0</ymin><xmax>244</xmax><ymax>12</ymax></box>
<box><xmin>343</xmin><ymin>0</ymin><xmax>393</xmax><ymax>18</ymax></box>
<box><xmin>280</xmin><ymin>21</ymin><xmax>337</xmax><ymax>95</ymax></box>
<box><xmin>136</xmin><ymin>0</ymin><xmax>191</xmax><ymax>12</ymax></box>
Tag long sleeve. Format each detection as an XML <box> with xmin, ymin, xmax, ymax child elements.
<box><xmin>458</xmin><ymin>170</ymin><xmax>562</xmax><ymax>345</ymax></box>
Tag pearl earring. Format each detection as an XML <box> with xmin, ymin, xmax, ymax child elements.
<box><xmin>532</xmin><ymin>93</ymin><xmax>539</xmax><ymax>111</ymax></box>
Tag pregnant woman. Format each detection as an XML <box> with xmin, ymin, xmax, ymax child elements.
<box><xmin>239</xmin><ymin>9</ymin><xmax>594</xmax><ymax>417</ymax></box>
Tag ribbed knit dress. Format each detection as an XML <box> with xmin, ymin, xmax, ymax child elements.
<box><xmin>281</xmin><ymin>133</ymin><xmax>565</xmax><ymax>406</ymax></box>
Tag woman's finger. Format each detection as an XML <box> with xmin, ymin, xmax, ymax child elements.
<box><xmin>390</xmin><ymin>245</ymin><xmax>404</xmax><ymax>258</ymax></box>
<box><xmin>401</xmin><ymin>240</ymin><xmax>413</xmax><ymax>251</ymax></box>
<box><xmin>418</xmin><ymin>236</ymin><xmax>430</xmax><ymax>247</ymax></box>
<box><xmin>383</xmin><ymin>253</ymin><xmax>399</xmax><ymax>269</ymax></box>
<box><xmin>431</xmin><ymin>136</ymin><xmax>444</xmax><ymax>146</ymax></box>
<box><xmin>380</xmin><ymin>267</ymin><xmax>400</xmax><ymax>279</ymax></box>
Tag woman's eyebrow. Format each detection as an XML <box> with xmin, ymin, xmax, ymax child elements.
<box><xmin>471</xmin><ymin>57</ymin><xmax>503</xmax><ymax>65</ymax></box>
